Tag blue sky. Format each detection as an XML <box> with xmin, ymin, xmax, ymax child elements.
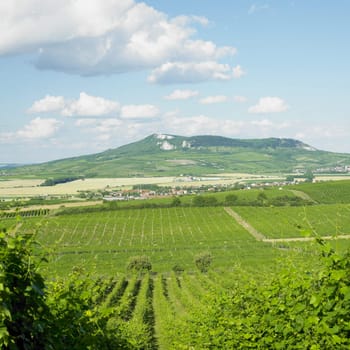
<box><xmin>0</xmin><ymin>0</ymin><xmax>349</xmax><ymax>163</ymax></box>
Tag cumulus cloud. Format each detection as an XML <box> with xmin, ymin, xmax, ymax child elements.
<box><xmin>28</xmin><ymin>95</ymin><xmax>65</xmax><ymax>113</ymax></box>
<box><xmin>0</xmin><ymin>0</ymin><xmax>238</xmax><ymax>80</ymax></box>
<box><xmin>233</xmin><ymin>65</ymin><xmax>245</xmax><ymax>78</ymax></box>
<box><xmin>248</xmin><ymin>97</ymin><xmax>289</xmax><ymax>114</ymax></box>
<box><xmin>29</xmin><ymin>92</ymin><xmax>120</xmax><ymax>117</ymax></box>
<box><xmin>162</xmin><ymin>115</ymin><xmax>244</xmax><ymax>137</ymax></box>
<box><xmin>161</xmin><ymin>114</ymin><xmax>291</xmax><ymax>137</ymax></box>
<box><xmin>1</xmin><ymin>117</ymin><xmax>62</xmax><ymax>141</ymax></box>
<box><xmin>62</xmin><ymin>92</ymin><xmax>120</xmax><ymax>117</ymax></box>
<box><xmin>164</xmin><ymin>89</ymin><xmax>199</xmax><ymax>100</ymax></box>
<box><xmin>199</xmin><ymin>95</ymin><xmax>228</xmax><ymax>104</ymax></box>
<box><xmin>121</xmin><ymin>104</ymin><xmax>159</xmax><ymax>119</ymax></box>
<box><xmin>148</xmin><ymin>61</ymin><xmax>241</xmax><ymax>84</ymax></box>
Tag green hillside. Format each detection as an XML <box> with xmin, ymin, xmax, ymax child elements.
<box><xmin>5</xmin><ymin>133</ymin><xmax>350</xmax><ymax>177</ymax></box>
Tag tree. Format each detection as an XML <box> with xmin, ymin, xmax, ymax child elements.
<box><xmin>171</xmin><ymin>196</ymin><xmax>181</xmax><ymax>207</ymax></box>
<box><xmin>225</xmin><ymin>194</ymin><xmax>238</xmax><ymax>205</ymax></box>
<box><xmin>194</xmin><ymin>252</ymin><xmax>212</xmax><ymax>273</ymax></box>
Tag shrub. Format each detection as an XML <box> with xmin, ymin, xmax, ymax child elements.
<box><xmin>126</xmin><ymin>256</ymin><xmax>152</xmax><ymax>273</ymax></box>
<box><xmin>172</xmin><ymin>264</ymin><xmax>185</xmax><ymax>274</ymax></box>
<box><xmin>194</xmin><ymin>252</ymin><xmax>212</xmax><ymax>273</ymax></box>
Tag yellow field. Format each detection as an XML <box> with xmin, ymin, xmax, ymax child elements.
<box><xmin>0</xmin><ymin>177</ymin><xmax>175</xmax><ymax>197</ymax></box>
<box><xmin>0</xmin><ymin>173</ymin><xmax>283</xmax><ymax>197</ymax></box>
<box><xmin>314</xmin><ymin>175</ymin><xmax>350</xmax><ymax>181</ymax></box>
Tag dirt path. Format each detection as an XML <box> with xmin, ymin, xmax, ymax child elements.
<box><xmin>289</xmin><ymin>189</ymin><xmax>316</xmax><ymax>203</ymax></box>
<box><xmin>264</xmin><ymin>235</ymin><xmax>350</xmax><ymax>243</ymax></box>
<box><xmin>224</xmin><ymin>207</ymin><xmax>266</xmax><ymax>241</ymax></box>
<box><xmin>3</xmin><ymin>200</ymin><xmax>102</xmax><ymax>212</ymax></box>
<box><xmin>224</xmin><ymin>207</ymin><xmax>350</xmax><ymax>243</ymax></box>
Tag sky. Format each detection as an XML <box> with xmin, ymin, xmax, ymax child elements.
<box><xmin>0</xmin><ymin>0</ymin><xmax>349</xmax><ymax>163</ymax></box>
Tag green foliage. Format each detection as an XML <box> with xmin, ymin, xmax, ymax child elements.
<box><xmin>40</xmin><ymin>176</ymin><xmax>83</xmax><ymax>186</ymax></box>
<box><xmin>171</xmin><ymin>196</ymin><xmax>181</xmax><ymax>207</ymax></box>
<box><xmin>0</xmin><ymin>227</ymin><xmax>131</xmax><ymax>349</ymax></box>
<box><xmin>194</xmin><ymin>252</ymin><xmax>212</xmax><ymax>273</ymax></box>
<box><xmin>46</xmin><ymin>270</ymin><xmax>130</xmax><ymax>349</ymax></box>
<box><xmin>257</xmin><ymin>191</ymin><xmax>268</xmax><ymax>204</ymax></box>
<box><xmin>192</xmin><ymin>195</ymin><xmax>218</xmax><ymax>207</ymax></box>
<box><xmin>172</xmin><ymin>264</ymin><xmax>185</xmax><ymax>274</ymax></box>
<box><xmin>172</xmin><ymin>243</ymin><xmax>350</xmax><ymax>349</ymax></box>
<box><xmin>0</xmin><ymin>228</ymin><xmax>49</xmax><ymax>349</ymax></box>
<box><xmin>224</xmin><ymin>193</ymin><xmax>238</xmax><ymax>205</ymax></box>
<box><xmin>127</xmin><ymin>256</ymin><xmax>152</xmax><ymax>273</ymax></box>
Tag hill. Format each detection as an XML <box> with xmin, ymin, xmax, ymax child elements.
<box><xmin>5</xmin><ymin>133</ymin><xmax>350</xmax><ymax>177</ymax></box>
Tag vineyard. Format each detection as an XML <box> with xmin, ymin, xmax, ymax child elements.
<box><xmin>234</xmin><ymin>204</ymin><xmax>350</xmax><ymax>238</ymax></box>
<box><xmin>2</xmin><ymin>181</ymin><xmax>350</xmax><ymax>348</ymax></box>
<box><xmin>291</xmin><ymin>180</ymin><xmax>350</xmax><ymax>204</ymax></box>
<box><xmin>1</xmin><ymin>207</ymin><xmax>283</xmax><ymax>275</ymax></box>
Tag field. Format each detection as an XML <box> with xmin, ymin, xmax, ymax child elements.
<box><xmin>3</xmin><ymin>180</ymin><xmax>350</xmax><ymax>349</ymax></box>
<box><xmin>291</xmin><ymin>180</ymin><xmax>350</xmax><ymax>203</ymax></box>
<box><xmin>234</xmin><ymin>204</ymin><xmax>350</xmax><ymax>238</ymax></box>
<box><xmin>0</xmin><ymin>174</ymin><xmax>285</xmax><ymax>198</ymax></box>
<box><xmin>2</xmin><ymin>207</ymin><xmax>285</xmax><ymax>276</ymax></box>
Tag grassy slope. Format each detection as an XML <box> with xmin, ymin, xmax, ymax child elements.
<box><xmin>5</xmin><ymin>134</ymin><xmax>350</xmax><ymax>178</ymax></box>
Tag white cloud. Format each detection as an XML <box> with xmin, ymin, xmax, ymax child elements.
<box><xmin>148</xmin><ymin>61</ymin><xmax>240</xmax><ymax>84</ymax></box>
<box><xmin>248</xmin><ymin>97</ymin><xmax>289</xmax><ymax>114</ymax></box>
<box><xmin>75</xmin><ymin>118</ymin><xmax>98</xmax><ymax>127</ymax></box>
<box><xmin>251</xmin><ymin>119</ymin><xmax>290</xmax><ymax>129</ymax></box>
<box><xmin>28</xmin><ymin>95</ymin><xmax>65</xmax><ymax>113</ymax></box>
<box><xmin>233</xmin><ymin>95</ymin><xmax>248</xmax><ymax>103</ymax></box>
<box><xmin>161</xmin><ymin>114</ymin><xmax>292</xmax><ymax>138</ymax></box>
<box><xmin>199</xmin><ymin>95</ymin><xmax>228</xmax><ymax>104</ymax></box>
<box><xmin>164</xmin><ymin>89</ymin><xmax>199</xmax><ymax>100</ymax></box>
<box><xmin>163</xmin><ymin>115</ymin><xmax>244</xmax><ymax>137</ymax></box>
<box><xmin>16</xmin><ymin>117</ymin><xmax>61</xmax><ymax>139</ymax></box>
<box><xmin>248</xmin><ymin>4</ymin><xmax>270</xmax><ymax>14</ymax></box>
<box><xmin>62</xmin><ymin>92</ymin><xmax>120</xmax><ymax>117</ymax></box>
<box><xmin>0</xmin><ymin>1</ymin><xmax>237</xmax><ymax>79</ymax></box>
<box><xmin>121</xmin><ymin>104</ymin><xmax>159</xmax><ymax>119</ymax></box>
<box><xmin>96</xmin><ymin>118</ymin><xmax>123</xmax><ymax>133</ymax></box>
<box><xmin>233</xmin><ymin>65</ymin><xmax>245</xmax><ymax>78</ymax></box>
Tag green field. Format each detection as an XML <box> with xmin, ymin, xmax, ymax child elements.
<box><xmin>2</xmin><ymin>207</ymin><xmax>285</xmax><ymax>276</ymax></box>
<box><xmin>3</xmin><ymin>180</ymin><xmax>350</xmax><ymax>349</ymax></box>
<box><xmin>291</xmin><ymin>180</ymin><xmax>350</xmax><ymax>203</ymax></box>
<box><xmin>234</xmin><ymin>204</ymin><xmax>350</xmax><ymax>238</ymax></box>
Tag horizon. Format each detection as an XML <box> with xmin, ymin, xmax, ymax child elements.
<box><xmin>1</xmin><ymin>1</ymin><xmax>349</xmax><ymax>163</ymax></box>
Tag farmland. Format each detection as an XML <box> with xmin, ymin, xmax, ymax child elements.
<box><xmin>2</xmin><ymin>180</ymin><xmax>350</xmax><ymax>349</ymax></box>
<box><xmin>234</xmin><ymin>204</ymin><xmax>350</xmax><ymax>238</ymax></box>
<box><xmin>2</xmin><ymin>207</ymin><xmax>283</xmax><ymax>276</ymax></box>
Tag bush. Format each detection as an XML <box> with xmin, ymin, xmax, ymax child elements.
<box><xmin>0</xmin><ymin>227</ymin><xmax>130</xmax><ymax>349</ymax></box>
<box><xmin>194</xmin><ymin>252</ymin><xmax>212</xmax><ymax>273</ymax></box>
<box><xmin>225</xmin><ymin>194</ymin><xmax>238</xmax><ymax>205</ymax></box>
<box><xmin>192</xmin><ymin>196</ymin><xmax>218</xmax><ymax>207</ymax></box>
<box><xmin>126</xmin><ymin>256</ymin><xmax>152</xmax><ymax>273</ymax></box>
<box><xmin>172</xmin><ymin>264</ymin><xmax>185</xmax><ymax>274</ymax></box>
<box><xmin>0</xmin><ymin>228</ymin><xmax>50</xmax><ymax>349</ymax></box>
